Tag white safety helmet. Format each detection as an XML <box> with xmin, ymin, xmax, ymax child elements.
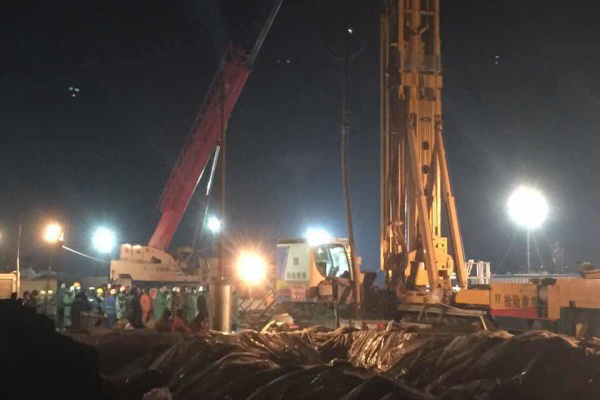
<box><xmin>172</xmin><ymin>287</ymin><xmax>180</xmax><ymax>293</ymax></box>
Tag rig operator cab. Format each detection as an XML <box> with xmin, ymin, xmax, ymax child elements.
<box><xmin>275</xmin><ymin>238</ymin><xmax>358</xmax><ymax>305</ymax></box>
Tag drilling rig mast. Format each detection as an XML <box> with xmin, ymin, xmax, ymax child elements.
<box><xmin>381</xmin><ymin>0</ymin><xmax>467</xmax><ymax>303</ymax></box>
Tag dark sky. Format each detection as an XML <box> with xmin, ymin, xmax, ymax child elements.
<box><xmin>1</xmin><ymin>0</ymin><xmax>600</xmax><ymax>277</ymax></box>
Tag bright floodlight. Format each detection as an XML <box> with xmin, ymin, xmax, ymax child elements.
<box><xmin>237</xmin><ymin>251</ymin><xmax>267</xmax><ymax>285</ymax></box>
<box><xmin>92</xmin><ymin>227</ymin><xmax>116</xmax><ymax>254</ymax></box>
<box><xmin>43</xmin><ymin>223</ymin><xmax>64</xmax><ymax>244</ymax></box>
<box><xmin>305</xmin><ymin>228</ymin><xmax>332</xmax><ymax>247</ymax></box>
<box><xmin>207</xmin><ymin>215</ymin><xmax>222</xmax><ymax>233</ymax></box>
<box><xmin>507</xmin><ymin>186</ymin><xmax>548</xmax><ymax>229</ymax></box>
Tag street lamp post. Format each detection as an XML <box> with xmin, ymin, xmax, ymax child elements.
<box><xmin>507</xmin><ymin>186</ymin><xmax>548</xmax><ymax>273</ymax></box>
<box><xmin>16</xmin><ymin>224</ymin><xmax>22</xmax><ymax>296</ymax></box>
<box><xmin>43</xmin><ymin>223</ymin><xmax>64</xmax><ymax>290</ymax></box>
<box><xmin>526</xmin><ymin>230</ymin><xmax>531</xmax><ymax>273</ymax></box>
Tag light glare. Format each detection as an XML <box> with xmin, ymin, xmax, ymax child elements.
<box><xmin>507</xmin><ymin>186</ymin><xmax>548</xmax><ymax>229</ymax></box>
<box><xmin>237</xmin><ymin>251</ymin><xmax>266</xmax><ymax>285</ymax></box>
<box><xmin>305</xmin><ymin>228</ymin><xmax>332</xmax><ymax>247</ymax></box>
<box><xmin>92</xmin><ymin>227</ymin><xmax>116</xmax><ymax>254</ymax></box>
<box><xmin>207</xmin><ymin>215</ymin><xmax>222</xmax><ymax>233</ymax></box>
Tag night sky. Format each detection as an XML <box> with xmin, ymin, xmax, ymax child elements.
<box><xmin>1</xmin><ymin>0</ymin><xmax>600</xmax><ymax>278</ymax></box>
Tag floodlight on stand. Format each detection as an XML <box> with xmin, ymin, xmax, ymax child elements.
<box><xmin>92</xmin><ymin>227</ymin><xmax>116</xmax><ymax>254</ymax></box>
<box><xmin>507</xmin><ymin>185</ymin><xmax>549</xmax><ymax>273</ymax></box>
<box><xmin>43</xmin><ymin>223</ymin><xmax>64</xmax><ymax>244</ymax></box>
<box><xmin>507</xmin><ymin>186</ymin><xmax>548</xmax><ymax>229</ymax></box>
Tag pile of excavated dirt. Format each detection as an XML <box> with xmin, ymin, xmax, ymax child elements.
<box><xmin>64</xmin><ymin>325</ymin><xmax>600</xmax><ymax>400</ymax></box>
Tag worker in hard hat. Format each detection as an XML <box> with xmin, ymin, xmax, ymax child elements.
<box><xmin>38</xmin><ymin>290</ymin><xmax>46</xmax><ymax>315</ymax></box>
<box><xmin>116</xmin><ymin>286</ymin><xmax>128</xmax><ymax>320</ymax></box>
<box><xmin>184</xmin><ymin>287</ymin><xmax>198</xmax><ymax>323</ymax></box>
<box><xmin>91</xmin><ymin>288</ymin><xmax>104</xmax><ymax>314</ymax></box>
<box><xmin>153</xmin><ymin>286</ymin><xmax>168</xmax><ymax>321</ymax></box>
<box><xmin>196</xmin><ymin>286</ymin><xmax>209</xmax><ymax>323</ymax></box>
<box><xmin>104</xmin><ymin>288</ymin><xmax>117</xmax><ymax>328</ymax></box>
<box><xmin>168</xmin><ymin>287</ymin><xmax>183</xmax><ymax>314</ymax></box>
<box><xmin>56</xmin><ymin>283</ymin><xmax>66</xmax><ymax>329</ymax></box>
<box><xmin>63</xmin><ymin>286</ymin><xmax>76</xmax><ymax>329</ymax></box>
<box><xmin>45</xmin><ymin>290</ymin><xmax>56</xmax><ymax>321</ymax></box>
<box><xmin>128</xmin><ymin>287</ymin><xmax>143</xmax><ymax>328</ymax></box>
<box><xmin>125</xmin><ymin>286</ymin><xmax>135</xmax><ymax>320</ymax></box>
<box><xmin>71</xmin><ymin>288</ymin><xmax>91</xmax><ymax>330</ymax></box>
<box><xmin>26</xmin><ymin>290</ymin><xmax>39</xmax><ymax>310</ymax></box>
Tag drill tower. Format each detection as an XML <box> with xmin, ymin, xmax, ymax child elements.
<box><xmin>381</xmin><ymin>0</ymin><xmax>467</xmax><ymax>300</ymax></box>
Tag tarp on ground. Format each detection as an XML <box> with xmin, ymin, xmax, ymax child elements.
<box><xmin>96</xmin><ymin>326</ymin><xmax>600</xmax><ymax>400</ymax></box>
<box><xmin>346</xmin><ymin>328</ymin><xmax>600</xmax><ymax>399</ymax></box>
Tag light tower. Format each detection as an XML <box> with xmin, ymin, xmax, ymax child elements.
<box><xmin>507</xmin><ymin>186</ymin><xmax>548</xmax><ymax>272</ymax></box>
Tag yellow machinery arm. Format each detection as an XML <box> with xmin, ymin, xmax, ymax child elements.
<box><xmin>381</xmin><ymin>0</ymin><xmax>466</xmax><ymax>298</ymax></box>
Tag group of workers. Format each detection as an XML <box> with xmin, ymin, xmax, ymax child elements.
<box><xmin>18</xmin><ymin>282</ymin><xmax>210</xmax><ymax>333</ymax></box>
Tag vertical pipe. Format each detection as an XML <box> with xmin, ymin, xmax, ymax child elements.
<box><xmin>340</xmin><ymin>7</ymin><xmax>361</xmax><ymax>307</ymax></box>
<box><xmin>527</xmin><ymin>230</ymin><xmax>531</xmax><ymax>273</ymax></box>
<box><xmin>47</xmin><ymin>248</ymin><xmax>53</xmax><ymax>291</ymax></box>
<box><xmin>212</xmin><ymin>78</ymin><xmax>231</xmax><ymax>332</ymax></box>
<box><xmin>16</xmin><ymin>223</ymin><xmax>21</xmax><ymax>296</ymax></box>
<box><xmin>380</xmin><ymin>3</ymin><xmax>387</xmax><ymax>270</ymax></box>
<box><xmin>219</xmin><ymin>80</ymin><xmax>226</xmax><ymax>284</ymax></box>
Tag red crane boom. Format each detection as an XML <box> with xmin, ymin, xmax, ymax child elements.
<box><xmin>149</xmin><ymin>1</ymin><xmax>282</xmax><ymax>251</ymax></box>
